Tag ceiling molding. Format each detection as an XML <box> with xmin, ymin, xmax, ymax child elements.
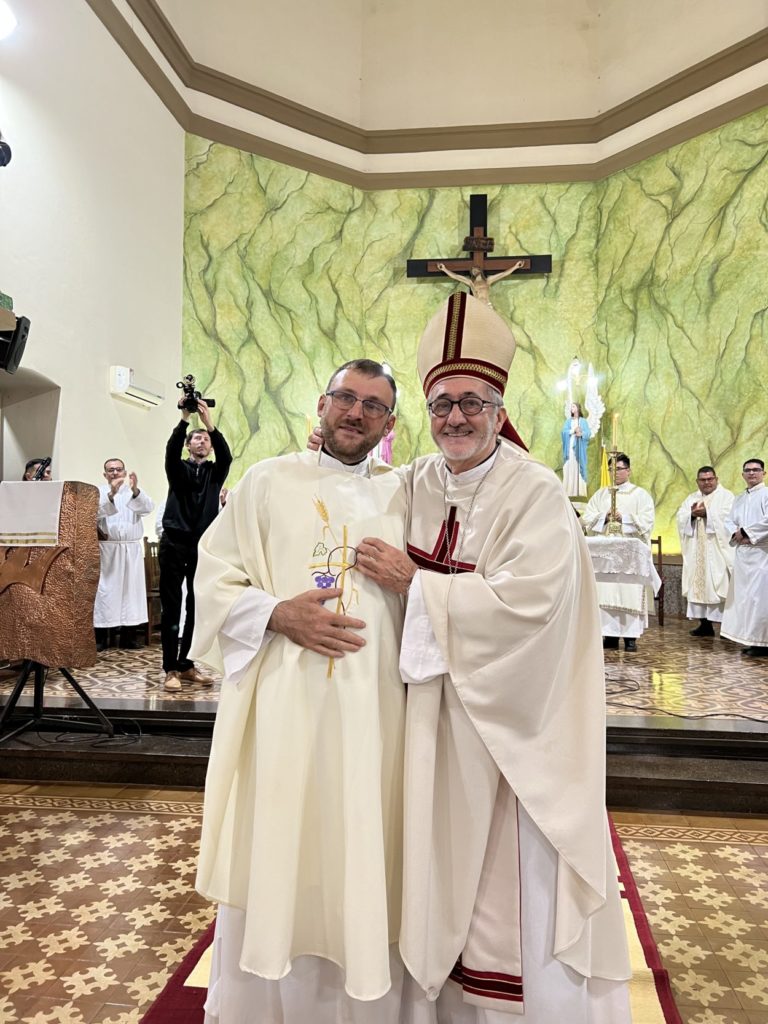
<box><xmin>189</xmin><ymin>83</ymin><xmax>768</xmax><ymax>190</ymax></box>
<box><xmin>123</xmin><ymin>0</ymin><xmax>768</xmax><ymax>154</ymax></box>
<box><xmin>86</xmin><ymin>0</ymin><xmax>768</xmax><ymax>189</ymax></box>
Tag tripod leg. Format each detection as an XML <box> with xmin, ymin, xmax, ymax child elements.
<box><xmin>0</xmin><ymin>660</ymin><xmax>35</xmax><ymax>731</ymax></box>
<box><xmin>57</xmin><ymin>668</ymin><xmax>115</xmax><ymax>737</ymax></box>
<box><xmin>33</xmin><ymin>664</ymin><xmax>46</xmax><ymax>720</ymax></box>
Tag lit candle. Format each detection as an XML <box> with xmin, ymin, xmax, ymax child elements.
<box><xmin>305</xmin><ymin>414</ymin><xmax>313</xmax><ymax>439</ymax></box>
<box><xmin>611</xmin><ymin>412</ymin><xmax>619</xmax><ymax>449</ymax></box>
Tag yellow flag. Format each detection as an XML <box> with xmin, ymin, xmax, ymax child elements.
<box><xmin>600</xmin><ymin>445</ymin><xmax>610</xmax><ymax>489</ymax></box>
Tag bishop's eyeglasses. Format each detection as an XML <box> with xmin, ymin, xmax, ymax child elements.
<box><xmin>428</xmin><ymin>396</ymin><xmax>501</xmax><ymax>418</ymax></box>
<box><xmin>325</xmin><ymin>390</ymin><xmax>393</xmax><ymax>419</ymax></box>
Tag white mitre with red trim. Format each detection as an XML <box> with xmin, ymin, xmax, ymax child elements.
<box><xmin>417</xmin><ymin>291</ymin><xmax>527</xmax><ymax>450</ymax></box>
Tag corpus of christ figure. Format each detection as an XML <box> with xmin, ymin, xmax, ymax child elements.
<box><xmin>407</xmin><ymin>194</ymin><xmax>552</xmax><ymax>307</ymax></box>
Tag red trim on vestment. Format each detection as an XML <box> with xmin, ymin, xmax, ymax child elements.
<box><xmin>449</xmin><ymin>956</ymin><xmax>524</xmax><ymax>1002</ymax></box>
<box><xmin>407</xmin><ymin>506</ymin><xmax>477</xmax><ymax>574</ymax></box>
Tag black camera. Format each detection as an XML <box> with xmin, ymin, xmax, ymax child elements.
<box><xmin>176</xmin><ymin>374</ymin><xmax>216</xmax><ymax>413</ymax></box>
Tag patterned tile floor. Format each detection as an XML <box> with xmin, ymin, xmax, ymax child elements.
<box><xmin>604</xmin><ymin>618</ymin><xmax>768</xmax><ymax>723</ymax></box>
<box><xmin>0</xmin><ymin>783</ymin><xmax>765</xmax><ymax>1024</ymax></box>
<box><xmin>613</xmin><ymin>811</ymin><xmax>768</xmax><ymax>1024</ymax></box>
<box><xmin>1</xmin><ymin>616</ymin><xmax>765</xmax><ymax>726</ymax></box>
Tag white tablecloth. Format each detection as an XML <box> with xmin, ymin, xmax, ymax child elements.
<box><xmin>585</xmin><ymin>536</ymin><xmax>662</xmax><ymax>593</ymax></box>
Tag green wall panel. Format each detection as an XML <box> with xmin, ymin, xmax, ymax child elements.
<box><xmin>183</xmin><ymin>109</ymin><xmax>768</xmax><ymax>551</ymax></box>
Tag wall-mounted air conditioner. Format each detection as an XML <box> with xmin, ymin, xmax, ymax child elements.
<box><xmin>109</xmin><ymin>366</ymin><xmax>165</xmax><ymax>408</ymax></box>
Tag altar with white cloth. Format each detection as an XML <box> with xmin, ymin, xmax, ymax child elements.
<box><xmin>585</xmin><ymin>535</ymin><xmax>662</xmax><ymax>640</ymax></box>
<box><xmin>585</xmin><ymin>535</ymin><xmax>662</xmax><ymax>592</ymax></box>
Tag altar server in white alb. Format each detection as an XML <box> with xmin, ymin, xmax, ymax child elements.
<box><xmin>676</xmin><ymin>465</ymin><xmax>734</xmax><ymax>637</ymax></box>
<box><xmin>721</xmin><ymin>458</ymin><xmax>768</xmax><ymax>657</ymax></box>
<box><xmin>189</xmin><ymin>360</ymin><xmax>416</xmax><ymax>1024</ymax></box>
<box><xmin>581</xmin><ymin>453</ymin><xmax>655</xmax><ymax>651</ymax></box>
<box><xmin>357</xmin><ymin>293</ymin><xmax>632</xmax><ymax>1023</ymax></box>
<box><xmin>94</xmin><ymin>458</ymin><xmax>154</xmax><ymax>650</ymax></box>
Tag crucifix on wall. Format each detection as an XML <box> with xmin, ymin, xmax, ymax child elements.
<box><xmin>407</xmin><ymin>194</ymin><xmax>551</xmax><ymax>307</ymax></box>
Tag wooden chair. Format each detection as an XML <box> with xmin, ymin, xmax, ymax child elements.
<box><xmin>650</xmin><ymin>535</ymin><xmax>664</xmax><ymax>626</ymax></box>
<box><xmin>144</xmin><ymin>537</ymin><xmax>161</xmax><ymax>645</ymax></box>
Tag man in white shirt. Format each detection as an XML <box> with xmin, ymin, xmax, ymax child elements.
<box><xmin>95</xmin><ymin>458</ymin><xmax>154</xmax><ymax>650</ymax></box>
<box><xmin>676</xmin><ymin>466</ymin><xmax>734</xmax><ymax>637</ymax></box>
<box><xmin>721</xmin><ymin>458</ymin><xmax>768</xmax><ymax>657</ymax></box>
<box><xmin>581</xmin><ymin>453</ymin><xmax>655</xmax><ymax>651</ymax></box>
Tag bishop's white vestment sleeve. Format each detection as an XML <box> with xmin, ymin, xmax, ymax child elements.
<box><xmin>399</xmin><ymin>570</ymin><xmax>449</xmax><ymax>685</ymax></box>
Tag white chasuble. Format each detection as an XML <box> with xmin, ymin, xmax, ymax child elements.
<box><xmin>189</xmin><ymin>452</ymin><xmax>407</xmax><ymax>1002</ymax></box>
<box><xmin>581</xmin><ymin>483</ymin><xmax>655</xmax><ymax>632</ymax></box>
<box><xmin>676</xmin><ymin>485</ymin><xmax>734</xmax><ymax>619</ymax></box>
<box><xmin>721</xmin><ymin>483</ymin><xmax>768</xmax><ymax>647</ymax></box>
<box><xmin>400</xmin><ymin>446</ymin><xmax>631</xmax><ymax>1018</ymax></box>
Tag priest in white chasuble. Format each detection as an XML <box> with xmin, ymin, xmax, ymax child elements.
<box><xmin>189</xmin><ymin>360</ymin><xmax>415</xmax><ymax>1024</ymax></box>
<box><xmin>721</xmin><ymin>458</ymin><xmax>768</xmax><ymax>656</ymax></box>
<box><xmin>357</xmin><ymin>294</ymin><xmax>632</xmax><ymax>1023</ymax></box>
<box><xmin>676</xmin><ymin>465</ymin><xmax>734</xmax><ymax>636</ymax></box>
<box><xmin>581</xmin><ymin>454</ymin><xmax>655</xmax><ymax>651</ymax></box>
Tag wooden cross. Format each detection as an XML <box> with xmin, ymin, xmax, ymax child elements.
<box><xmin>407</xmin><ymin>194</ymin><xmax>551</xmax><ymax>283</ymax></box>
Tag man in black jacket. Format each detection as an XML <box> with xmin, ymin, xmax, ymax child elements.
<box><xmin>160</xmin><ymin>397</ymin><xmax>232</xmax><ymax>691</ymax></box>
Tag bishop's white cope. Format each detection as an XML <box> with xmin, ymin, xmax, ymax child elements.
<box><xmin>676</xmin><ymin>485</ymin><xmax>734</xmax><ymax>622</ymax></box>
<box><xmin>721</xmin><ymin>482</ymin><xmax>768</xmax><ymax>647</ymax></box>
<box><xmin>581</xmin><ymin>482</ymin><xmax>655</xmax><ymax>637</ymax></box>
<box><xmin>190</xmin><ymin>452</ymin><xmax>407</xmax><ymax>1002</ymax></box>
<box><xmin>399</xmin><ymin>445</ymin><xmax>631</xmax><ymax>1018</ymax></box>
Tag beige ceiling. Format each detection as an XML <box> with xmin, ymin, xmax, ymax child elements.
<box><xmin>153</xmin><ymin>0</ymin><xmax>768</xmax><ymax>129</ymax></box>
<box><xmin>91</xmin><ymin>0</ymin><xmax>768</xmax><ymax>186</ymax></box>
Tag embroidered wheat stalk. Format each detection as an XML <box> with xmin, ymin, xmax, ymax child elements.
<box><xmin>313</xmin><ymin>496</ymin><xmax>339</xmax><ymax>546</ymax></box>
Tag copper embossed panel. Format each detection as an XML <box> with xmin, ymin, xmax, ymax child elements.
<box><xmin>0</xmin><ymin>482</ymin><xmax>100</xmax><ymax>668</ymax></box>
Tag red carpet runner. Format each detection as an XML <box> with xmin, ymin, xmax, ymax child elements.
<box><xmin>141</xmin><ymin>826</ymin><xmax>681</xmax><ymax>1023</ymax></box>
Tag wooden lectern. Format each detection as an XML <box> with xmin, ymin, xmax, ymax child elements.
<box><xmin>0</xmin><ymin>481</ymin><xmax>113</xmax><ymax>740</ymax></box>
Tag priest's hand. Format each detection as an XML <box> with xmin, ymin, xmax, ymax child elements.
<box><xmin>606</xmin><ymin>510</ymin><xmax>623</xmax><ymax>523</ymax></box>
<box><xmin>129</xmin><ymin>472</ymin><xmax>139</xmax><ymax>497</ymax></box>
<box><xmin>691</xmin><ymin>502</ymin><xmax>706</xmax><ymax>519</ymax></box>
<box><xmin>357</xmin><ymin>538</ymin><xmax>417</xmax><ymax>594</ymax></box>
<box><xmin>307</xmin><ymin>426</ymin><xmax>323</xmax><ymax>452</ymax></box>
<box><xmin>268</xmin><ymin>588</ymin><xmax>366</xmax><ymax>658</ymax></box>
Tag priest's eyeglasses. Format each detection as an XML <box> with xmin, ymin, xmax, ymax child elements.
<box><xmin>325</xmin><ymin>390</ymin><xmax>393</xmax><ymax>419</ymax></box>
<box><xmin>428</xmin><ymin>396</ymin><xmax>501</xmax><ymax>418</ymax></box>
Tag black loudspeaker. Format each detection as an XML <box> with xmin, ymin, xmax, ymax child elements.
<box><xmin>0</xmin><ymin>316</ymin><xmax>30</xmax><ymax>374</ymax></box>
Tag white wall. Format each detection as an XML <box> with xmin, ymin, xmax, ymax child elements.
<box><xmin>0</xmin><ymin>0</ymin><xmax>184</xmax><ymax>517</ymax></box>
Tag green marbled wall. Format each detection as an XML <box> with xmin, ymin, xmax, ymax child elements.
<box><xmin>184</xmin><ymin>108</ymin><xmax>768</xmax><ymax>551</ymax></box>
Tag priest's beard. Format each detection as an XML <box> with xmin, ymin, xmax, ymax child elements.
<box><xmin>321</xmin><ymin>415</ymin><xmax>382</xmax><ymax>465</ymax></box>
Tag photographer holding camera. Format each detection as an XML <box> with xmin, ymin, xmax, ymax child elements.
<box><xmin>159</xmin><ymin>381</ymin><xmax>232</xmax><ymax>691</ymax></box>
